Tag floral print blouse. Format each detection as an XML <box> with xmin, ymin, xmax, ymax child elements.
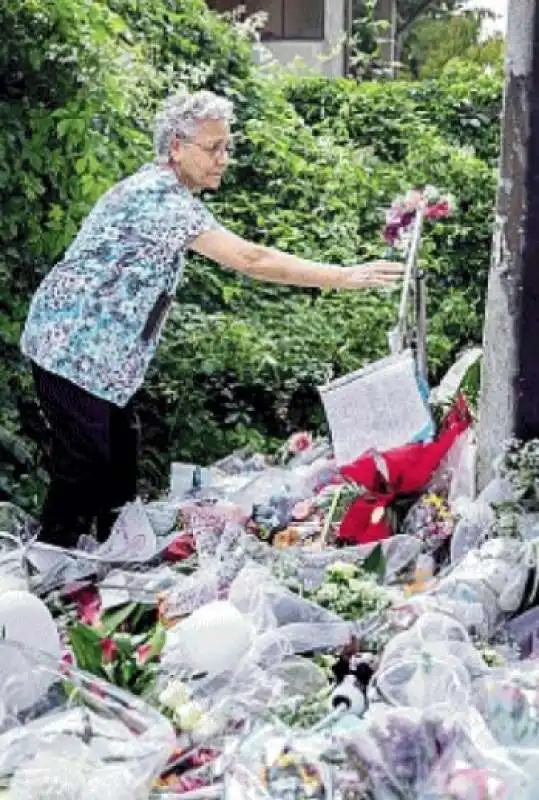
<box><xmin>21</xmin><ymin>163</ymin><xmax>218</xmax><ymax>407</ymax></box>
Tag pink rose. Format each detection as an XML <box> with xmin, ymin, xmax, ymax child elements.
<box><xmin>288</xmin><ymin>431</ymin><xmax>313</xmax><ymax>455</ymax></box>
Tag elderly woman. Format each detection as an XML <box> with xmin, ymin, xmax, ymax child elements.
<box><xmin>21</xmin><ymin>90</ymin><xmax>403</xmax><ymax>548</ymax></box>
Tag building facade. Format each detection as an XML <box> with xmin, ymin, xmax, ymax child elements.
<box><xmin>207</xmin><ymin>0</ymin><xmax>350</xmax><ymax>77</ymax></box>
<box><xmin>207</xmin><ymin>0</ymin><xmax>397</xmax><ymax>77</ymax></box>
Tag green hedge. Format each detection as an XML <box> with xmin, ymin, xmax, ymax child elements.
<box><xmin>0</xmin><ymin>0</ymin><xmax>498</xmax><ymax>509</ymax></box>
<box><xmin>283</xmin><ymin>61</ymin><xmax>503</xmax><ymax>166</ymax></box>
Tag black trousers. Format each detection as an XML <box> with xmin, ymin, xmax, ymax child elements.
<box><xmin>32</xmin><ymin>364</ymin><xmax>139</xmax><ymax>548</ymax></box>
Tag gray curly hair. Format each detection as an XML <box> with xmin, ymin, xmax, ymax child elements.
<box><xmin>153</xmin><ymin>90</ymin><xmax>234</xmax><ymax>163</ymax></box>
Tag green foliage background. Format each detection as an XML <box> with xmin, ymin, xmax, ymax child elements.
<box><xmin>0</xmin><ymin>0</ymin><xmax>503</xmax><ymax>511</ymax></box>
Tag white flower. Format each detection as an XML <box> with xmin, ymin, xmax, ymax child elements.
<box><xmin>158</xmin><ymin>680</ymin><xmax>207</xmax><ymax>731</ymax></box>
<box><xmin>194</xmin><ymin>710</ymin><xmax>226</xmax><ymax>740</ymax></box>
<box><xmin>423</xmin><ymin>185</ymin><xmax>440</xmax><ymax>202</ymax></box>
<box><xmin>158</xmin><ymin>679</ymin><xmax>190</xmax><ymax>711</ymax></box>
<box><xmin>175</xmin><ymin>700</ymin><xmax>204</xmax><ymax>731</ymax></box>
<box><xmin>316</xmin><ymin>584</ymin><xmax>340</xmax><ymax>602</ymax></box>
<box><xmin>326</xmin><ymin>562</ymin><xmax>357</xmax><ymax>581</ymax></box>
<box><xmin>445</xmin><ymin>193</ymin><xmax>457</xmax><ymax>213</ymax></box>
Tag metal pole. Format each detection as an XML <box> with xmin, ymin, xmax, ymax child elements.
<box><xmin>415</xmin><ymin>271</ymin><xmax>428</xmax><ymax>386</ymax></box>
<box><xmin>477</xmin><ymin>0</ymin><xmax>539</xmax><ymax>488</ymax></box>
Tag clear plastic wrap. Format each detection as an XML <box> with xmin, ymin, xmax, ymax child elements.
<box><xmin>223</xmin><ymin>722</ymin><xmax>332</xmax><ymax>800</ymax></box>
<box><xmin>11</xmin><ymin>427</ymin><xmax>539</xmax><ymax>798</ymax></box>
<box><xmin>0</xmin><ymin>531</ymin><xmax>29</xmax><ymax>591</ymax></box>
<box><xmin>285</xmin><ymin>534</ymin><xmax>422</xmax><ymax>591</ymax></box>
<box><xmin>377</xmin><ymin>612</ymin><xmax>487</xmax><ymax>687</ymax></box>
<box><xmin>0</xmin><ymin>640</ymin><xmax>175</xmax><ymax>799</ymax></box>
<box><xmin>161</xmin><ymin>562</ymin><xmax>353</xmax><ymax>680</ymax></box>
<box><xmin>416</xmin><ymin>707</ymin><xmax>532</xmax><ymax>799</ymax></box>
<box><xmin>339</xmin><ymin>706</ymin><xmax>464</xmax><ymax>798</ymax></box>
<box><xmin>450</xmin><ymin>498</ymin><xmax>495</xmax><ymax>565</ymax></box>
<box><xmin>23</xmin><ymin>500</ymin><xmax>183</xmax><ymax>597</ymax></box>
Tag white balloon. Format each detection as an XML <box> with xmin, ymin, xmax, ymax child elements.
<box><xmin>0</xmin><ymin>590</ymin><xmax>61</xmax><ymax>712</ymax></box>
<box><xmin>166</xmin><ymin>600</ymin><xmax>254</xmax><ymax>675</ymax></box>
<box><xmin>0</xmin><ymin>575</ymin><xmax>27</xmax><ymax>595</ymax></box>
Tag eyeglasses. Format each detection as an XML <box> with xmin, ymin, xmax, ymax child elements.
<box><xmin>188</xmin><ymin>140</ymin><xmax>234</xmax><ymax>159</ymax></box>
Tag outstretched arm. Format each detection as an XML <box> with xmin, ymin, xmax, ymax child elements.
<box><xmin>191</xmin><ymin>228</ymin><xmax>403</xmax><ymax>291</ymax></box>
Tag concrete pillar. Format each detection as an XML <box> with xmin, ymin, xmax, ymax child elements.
<box><xmin>477</xmin><ymin>0</ymin><xmax>539</xmax><ymax>487</ymax></box>
<box><xmin>374</xmin><ymin>0</ymin><xmax>397</xmax><ymax>74</ymax></box>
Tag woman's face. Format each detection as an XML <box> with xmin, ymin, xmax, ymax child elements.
<box><xmin>170</xmin><ymin>119</ymin><xmax>230</xmax><ymax>191</ymax></box>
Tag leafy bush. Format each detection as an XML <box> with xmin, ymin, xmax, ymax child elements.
<box><xmin>0</xmin><ymin>0</ymin><xmax>165</xmax><ymax>508</ymax></box>
<box><xmin>284</xmin><ymin>63</ymin><xmax>503</xmax><ymax>165</ymax></box>
<box><xmin>283</xmin><ymin>77</ymin><xmax>429</xmax><ymax>162</ymax></box>
<box><xmin>418</xmin><ymin>60</ymin><xmax>503</xmax><ymax>166</ymax></box>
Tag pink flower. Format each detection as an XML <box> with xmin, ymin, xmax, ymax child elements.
<box><xmin>135</xmin><ymin>643</ymin><xmax>153</xmax><ymax>667</ymax></box>
<box><xmin>189</xmin><ymin>748</ymin><xmax>220</xmax><ymax>767</ymax></box>
<box><xmin>291</xmin><ymin>500</ymin><xmax>314</xmax><ymax>521</ymax></box>
<box><xmin>100</xmin><ymin>637</ymin><xmax>118</xmax><ymax>663</ymax></box>
<box><xmin>445</xmin><ymin>768</ymin><xmax>504</xmax><ymax>799</ymax></box>
<box><xmin>67</xmin><ymin>586</ymin><xmax>101</xmax><ymax>626</ymax></box>
<box><xmin>403</xmin><ymin>189</ymin><xmax>423</xmax><ymax>209</ymax></box>
<box><xmin>60</xmin><ymin>649</ymin><xmax>74</xmax><ymax>676</ymax></box>
<box><xmin>425</xmin><ymin>200</ymin><xmax>450</xmax><ymax>220</ymax></box>
<box><xmin>288</xmin><ymin>431</ymin><xmax>313</xmax><ymax>455</ymax></box>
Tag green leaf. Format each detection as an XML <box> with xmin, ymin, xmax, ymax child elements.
<box><xmin>68</xmin><ymin>625</ymin><xmax>104</xmax><ymax>674</ymax></box>
<box><xmin>56</xmin><ymin>119</ymin><xmax>71</xmax><ymax>138</ymax></box>
<box><xmin>120</xmin><ymin>659</ymin><xmax>136</xmax><ymax>687</ymax></box>
<box><xmin>130</xmin><ymin>603</ymin><xmax>156</xmax><ymax>631</ymax></box>
<box><xmin>362</xmin><ymin>543</ymin><xmax>386</xmax><ymax>581</ymax></box>
<box><xmin>144</xmin><ymin>623</ymin><xmax>167</xmax><ymax>661</ymax></box>
<box><xmin>113</xmin><ymin>633</ymin><xmax>135</xmax><ymax>658</ymax></box>
<box><xmin>100</xmin><ymin>602</ymin><xmax>137</xmax><ymax>636</ymax></box>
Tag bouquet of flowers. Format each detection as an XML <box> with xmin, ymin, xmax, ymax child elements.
<box><xmin>383</xmin><ymin>185</ymin><xmax>455</xmax><ymax>248</ymax></box>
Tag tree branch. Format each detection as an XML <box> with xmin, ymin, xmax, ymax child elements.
<box><xmin>396</xmin><ymin>0</ymin><xmax>439</xmax><ymax>36</ymax></box>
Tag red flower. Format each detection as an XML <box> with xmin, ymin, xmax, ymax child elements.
<box><xmin>100</xmin><ymin>637</ymin><xmax>118</xmax><ymax>663</ymax></box>
<box><xmin>338</xmin><ymin>496</ymin><xmax>393</xmax><ymax>545</ymax></box>
<box><xmin>164</xmin><ymin>533</ymin><xmax>195</xmax><ymax>562</ymax></box>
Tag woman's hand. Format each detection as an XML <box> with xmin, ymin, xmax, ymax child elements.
<box><xmin>339</xmin><ymin>260</ymin><xmax>405</xmax><ymax>290</ymax></box>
